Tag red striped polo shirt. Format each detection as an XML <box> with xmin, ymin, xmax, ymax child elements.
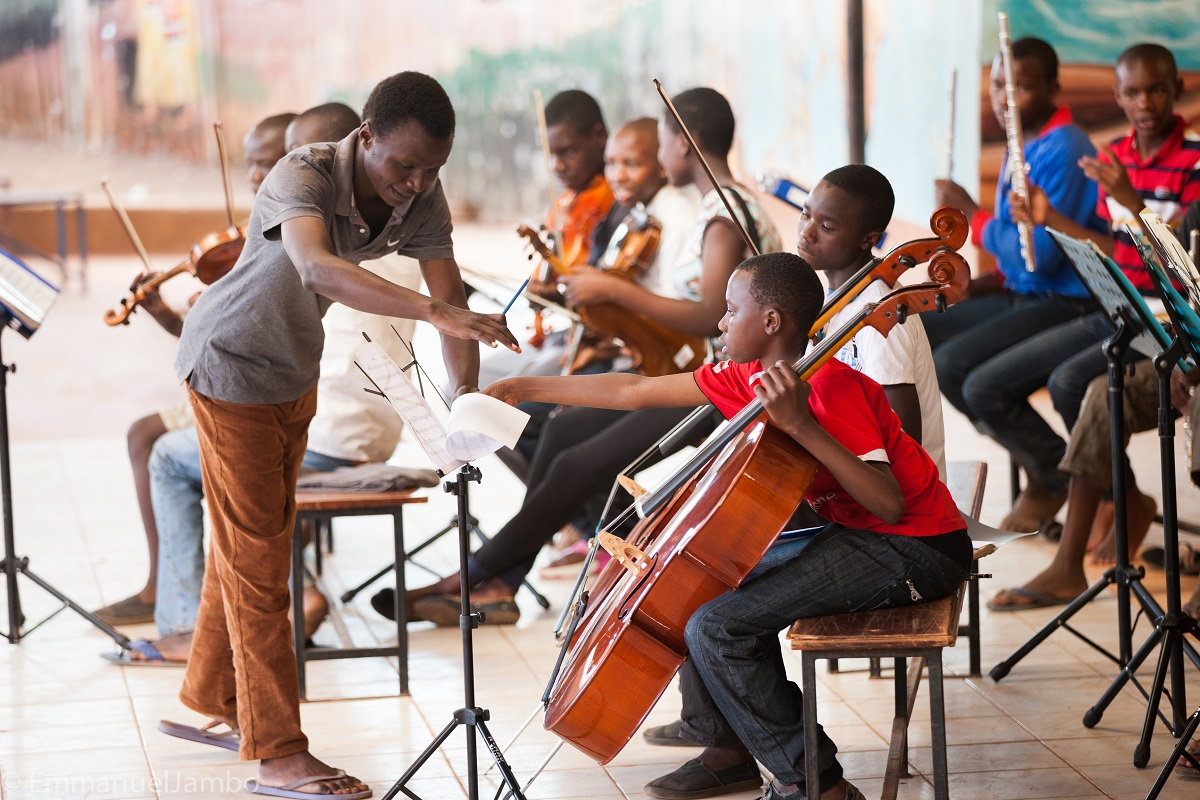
<box><xmin>1100</xmin><ymin>115</ymin><xmax>1200</xmax><ymax>291</ymax></box>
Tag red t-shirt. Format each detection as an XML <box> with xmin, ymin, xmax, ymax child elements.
<box><xmin>693</xmin><ymin>358</ymin><xmax>964</xmax><ymax>537</ymax></box>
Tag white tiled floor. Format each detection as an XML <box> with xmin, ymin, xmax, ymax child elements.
<box><xmin>2</xmin><ymin>252</ymin><xmax>1200</xmax><ymax>799</ymax></box>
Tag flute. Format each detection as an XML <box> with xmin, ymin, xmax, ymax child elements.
<box><xmin>998</xmin><ymin>12</ymin><xmax>1037</xmax><ymax>273</ymax></box>
<box><xmin>944</xmin><ymin>66</ymin><xmax>957</xmax><ymax>179</ymax></box>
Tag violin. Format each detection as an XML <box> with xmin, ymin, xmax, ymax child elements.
<box><xmin>102</xmin><ymin>223</ymin><xmax>246</xmax><ymax>326</ymax></box>
<box><xmin>516</xmin><ymin>224</ymin><xmax>705</xmax><ymax>376</ymax></box>
<box><xmin>598</xmin><ymin>203</ymin><xmax>662</xmax><ymax>278</ymax></box>
<box><xmin>103</xmin><ymin>121</ymin><xmax>247</xmax><ymax>326</ymax></box>
<box><xmin>543</xmin><ymin>248</ymin><xmax>972</xmax><ymax>764</ymax></box>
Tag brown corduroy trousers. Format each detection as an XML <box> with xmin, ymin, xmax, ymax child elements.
<box><xmin>179</xmin><ymin>387</ymin><xmax>317</xmax><ymax>761</ymax></box>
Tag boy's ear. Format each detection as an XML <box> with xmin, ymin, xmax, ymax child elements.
<box><xmin>763</xmin><ymin>306</ymin><xmax>782</xmax><ymax>335</ymax></box>
<box><xmin>862</xmin><ymin>230</ymin><xmax>883</xmax><ymax>252</ymax></box>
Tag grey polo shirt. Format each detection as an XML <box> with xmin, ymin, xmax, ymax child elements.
<box><xmin>175</xmin><ymin>128</ymin><xmax>455</xmax><ymax>404</ymax></box>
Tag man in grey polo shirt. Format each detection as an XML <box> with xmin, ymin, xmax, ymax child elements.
<box><xmin>165</xmin><ymin>71</ymin><xmax>517</xmax><ymax>799</ymax></box>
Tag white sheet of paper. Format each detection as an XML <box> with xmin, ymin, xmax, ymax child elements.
<box><xmin>446</xmin><ymin>392</ymin><xmax>528</xmax><ymax>460</ymax></box>
<box><xmin>353</xmin><ymin>342</ymin><xmax>530</xmax><ymax>472</ymax></box>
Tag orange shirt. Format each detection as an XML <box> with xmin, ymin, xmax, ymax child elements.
<box><xmin>553</xmin><ymin>174</ymin><xmax>614</xmax><ymax>268</ymax></box>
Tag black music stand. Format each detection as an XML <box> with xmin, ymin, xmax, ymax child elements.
<box><xmin>351</xmin><ymin>341</ymin><xmax>528</xmax><ymax>800</ymax></box>
<box><xmin>0</xmin><ymin>248</ymin><xmax>129</xmax><ymax>648</ymax></box>
<box><xmin>1132</xmin><ymin>229</ymin><xmax>1200</xmax><ymax>791</ymax></box>
<box><xmin>990</xmin><ymin>231</ymin><xmax>1174</xmax><ymax>687</ymax></box>
<box><xmin>380</xmin><ymin>465</ymin><xmax>526</xmax><ymax>800</ymax></box>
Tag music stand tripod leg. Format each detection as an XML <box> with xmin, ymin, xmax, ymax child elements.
<box><xmin>380</xmin><ymin>466</ymin><xmax>526</xmax><ymax>800</ymax></box>
<box><xmin>991</xmin><ymin>317</ymin><xmax>1144</xmax><ymax>681</ymax></box>
<box><xmin>0</xmin><ymin>325</ymin><xmax>130</xmax><ymax>648</ymax></box>
<box><xmin>1144</xmin><ymin>706</ymin><xmax>1200</xmax><ymax>800</ymax></box>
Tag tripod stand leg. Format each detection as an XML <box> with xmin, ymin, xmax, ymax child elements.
<box><xmin>1145</xmin><ymin>707</ymin><xmax>1200</xmax><ymax>800</ymax></box>
<box><xmin>1135</xmin><ymin>628</ymin><xmax>1183</xmax><ymax>768</ymax></box>
<box><xmin>475</xmin><ymin>717</ymin><xmax>527</xmax><ymax>800</ymax></box>
<box><xmin>381</xmin><ymin>717</ymin><xmax>462</xmax><ymax>800</ymax></box>
<box><xmin>1083</xmin><ymin>625</ymin><xmax>1164</xmax><ymax>728</ymax></box>
<box><xmin>989</xmin><ymin>572</ymin><xmax>1116</xmax><ymax>681</ymax></box>
<box><xmin>16</xmin><ymin>562</ymin><xmax>131</xmax><ymax>648</ymax></box>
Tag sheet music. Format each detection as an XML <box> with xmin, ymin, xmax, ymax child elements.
<box><xmin>1047</xmin><ymin>228</ymin><xmax>1170</xmax><ymax>361</ymax></box>
<box><xmin>0</xmin><ymin>248</ymin><xmax>59</xmax><ymax>338</ymax></box>
<box><xmin>353</xmin><ymin>342</ymin><xmax>530</xmax><ymax>473</ymax></box>
<box><xmin>1140</xmin><ymin>210</ymin><xmax>1200</xmax><ymax>303</ymax></box>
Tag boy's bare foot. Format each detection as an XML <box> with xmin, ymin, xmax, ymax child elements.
<box><xmin>988</xmin><ymin>569</ymin><xmax>1087</xmax><ymax>611</ymax></box>
<box><xmin>1000</xmin><ymin>480</ymin><xmax>1066</xmax><ymax>533</ymax></box>
<box><xmin>1088</xmin><ymin>490</ymin><xmax>1156</xmax><ymax>565</ymax></box>
<box><xmin>256</xmin><ymin>750</ymin><xmax>370</xmax><ymax>797</ymax></box>
<box><xmin>302</xmin><ymin>587</ymin><xmax>328</xmax><ymax>639</ymax></box>
<box><xmin>125</xmin><ymin>632</ymin><xmax>192</xmax><ymax>664</ymax></box>
<box><xmin>1184</xmin><ymin>579</ymin><xmax>1200</xmax><ymax>620</ymax></box>
<box><xmin>1086</xmin><ymin>500</ymin><xmax>1114</xmax><ymax>553</ymax></box>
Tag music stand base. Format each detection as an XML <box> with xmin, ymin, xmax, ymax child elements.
<box><xmin>380</xmin><ymin>466</ymin><xmax>526</xmax><ymax>800</ymax></box>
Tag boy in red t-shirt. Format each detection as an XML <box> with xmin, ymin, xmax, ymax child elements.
<box><xmin>485</xmin><ymin>251</ymin><xmax>970</xmax><ymax>800</ymax></box>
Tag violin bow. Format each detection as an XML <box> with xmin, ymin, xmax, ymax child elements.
<box><xmin>214</xmin><ymin>121</ymin><xmax>237</xmax><ymax>228</ymax></box>
<box><xmin>100</xmin><ymin>178</ymin><xmax>156</xmax><ymax>275</ymax></box>
<box><xmin>654</xmin><ymin>79</ymin><xmax>759</xmax><ymax>257</ymax></box>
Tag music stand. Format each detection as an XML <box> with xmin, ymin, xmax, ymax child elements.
<box><xmin>351</xmin><ymin>341</ymin><xmax>527</xmax><ymax>800</ymax></box>
<box><xmin>1129</xmin><ymin>220</ymin><xmax>1200</xmax><ymax>789</ymax></box>
<box><xmin>0</xmin><ymin>248</ymin><xmax>130</xmax><ymax>648</ymax></box>
<box><xmin>990</xmin><ymin>230</ymin><xmax>1173</xmax><ymax>687</ymax></box>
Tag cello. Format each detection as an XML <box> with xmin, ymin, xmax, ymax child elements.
<box><xmin>542</xmin><ymin>248</ymin><xmax>971</xmax><ymax>764</ymax></box>
<box><xmin>102</xmin><ymin>122</ymin><xmax>247</xmax><ymax>326</ymax></box>
<box><xmin>548</xmin><ymin>206</ymin><xmax>970</xmax><ymax>641</ymax></box>
<box><xmin>517</xmin><ymin>224</ymin><xmax>707</xmax><ymax>376</ymax></box>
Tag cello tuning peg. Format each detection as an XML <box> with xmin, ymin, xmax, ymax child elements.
<box><xmin>896</xmin><ymin>304</ymin><xmax>908</xmax><ymax>324</ymax></box>
<box><xmin>936</xmin><ymin>293</ymin><xmax>947</xmax><ymax>313</ymax></box>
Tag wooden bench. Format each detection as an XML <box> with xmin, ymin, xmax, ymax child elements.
<box><xmin>785</xmin><ymin>460</ymin><xmax>988</xmax><ymax>800</ymax></box>
<box><xmin>788</xmin><ymin>585</ymin><xmax>964</xmax><ymax>800</ymax></box>
<box><xmin>290</xmin><ymin>488</ymin><xmax>427</xmax><ymax>699</ymax></box>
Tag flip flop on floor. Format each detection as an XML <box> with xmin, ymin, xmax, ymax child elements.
<box><xmin>157</xmin><ymin>719</ymin><xmax>240</xmax><ymax>752</ymax></box>
<box><xmin>987</xmin><ymin>586</ymin><xmax>1074</xmax><ymax>612</ymax></box>
<box><xmin>100</xmin><ymin>639</ymin><xmax>186</xmax><ymax>667</ymax></box>
<box><xmin>245</xmin><ymin>770</ymin><xmax>371</xmax><ymax>799</ymax></box>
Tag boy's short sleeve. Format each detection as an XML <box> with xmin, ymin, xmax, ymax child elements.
<box><xmin>807</xmin><ymin>365</ymin><xmax>888</xmax><ymax>462</ymax></box>
<box><xmin>694</xmin><ymin>360</ymin><xmax>762</xmax><ymax>418</ymax></box>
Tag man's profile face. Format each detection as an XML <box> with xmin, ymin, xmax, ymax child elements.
<box><xmin>244</xmin><ymin>127</ymin><xmax>288</xmax><ymax>195</ymax></box>
<box><xmin>548</xmin><ymin>122</ymin><xmax>605</xmax><ymax>194</ymax></box>
<box><xmin>360</xmin><ymin>120</ymin><xmax>453</xmax><ymax>207</ymax></box>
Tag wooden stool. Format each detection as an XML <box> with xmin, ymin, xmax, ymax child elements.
<box><xmin>291</xmin><ymin>489</ymin><xmax>427</xmax><ymax>699</ymax></box>
<box><xmin>788</xmin><ymin>584</ymin><xmax>965</xmax><ymax>800</ymax></box>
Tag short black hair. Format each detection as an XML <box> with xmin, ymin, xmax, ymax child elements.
<box><xmin>1011</xmin><ymin>37</ymin><xmax>1058</xmax><ymax>83</ymax></box>
<box><xmin>296</xmin><ymin>102</ymin><xmax>361</xmax><ymax>141</ymax></box>
<box><xmin>663</xmin><ymin>87</ymin><xmax>735</xmax><ymax>156</ymax></box>
<box><xmin>544</xmin><ymin>89</ymin><xmax>606</xmax><ymax>135</ymax></box>
<box><xmin>253</xmin><ymin>112</ymin><xmax>297</xmax><ymax>138</ymax></box>
<box><xmin>820</xmin><ymin>164</ymin><xmax>895</xmax><ymax>235</ymax></box>
<box><xmin>1117</xmin><ymin>42</ymin><xmax>1178</xmax><ymax>81</ymax></box>
<box><xmin>737</xmin><ymin>251</ymin><xmax>823</xmax><ymax>334</ymax></box>
<box><xmin>362</xmin><ymin>71</ymin><xmax>455</xmax><ymax>140</ymax></box>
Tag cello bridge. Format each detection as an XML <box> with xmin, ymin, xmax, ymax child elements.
<box><xmin>597</xmin><ymin>531</ymin><xmax>652</xmax><ymax>578</ymax></box>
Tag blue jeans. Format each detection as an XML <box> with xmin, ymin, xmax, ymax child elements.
<box><xmin>930</xmin><ymin>292</ymin><xmax>1094</xmax><ymax>496</ymax></box>
<box><xmin>680</xmin><ymin>527</ymin><xmax>969</xmax><ymax>793</ymax></box>
<box><xmin>150</xmin><ymin>426</ymin><xmax>353</xmax><ymax>637</ymax></box>
<box><xmin>1044</xmin><ymin>311</ymin><xmax>1139</xmax><ymax>431</ymax></box>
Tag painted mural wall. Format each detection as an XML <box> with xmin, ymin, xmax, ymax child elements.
<box><xmin>2</xmin><ymin>0</ymin><xmax>1195</xmax><ymax>227</ymax></box>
